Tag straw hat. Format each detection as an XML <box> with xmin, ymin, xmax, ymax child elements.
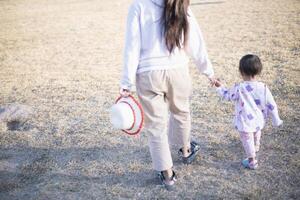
<box><xmin>110</xmin><ymin>95</ymin><xmax>144</xmax><ymax>135</ymax></box>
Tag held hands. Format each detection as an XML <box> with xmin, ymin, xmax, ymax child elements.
<box><xmin>120</xmin><ymin>77</ymin><xmax>222</xmax><ymax>97</ymax></box>
<box><xmin>209</xmin><ymin>77</ymin><xmax>222</xmax><ymax>87</ymax></box>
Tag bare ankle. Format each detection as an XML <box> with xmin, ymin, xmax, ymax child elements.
<box><xmin>182</xmin><ymin>146</ymin><xmax>191</xmax><ymax>157</ymax></box>
<box><xmin>162</xmin><ymin>169</ymin><xmax>173</xmax><ymax>180</ymax></box>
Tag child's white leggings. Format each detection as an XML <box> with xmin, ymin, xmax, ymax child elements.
<box><xmin>239</xmin><ymin>131</ymin><xmax>262</xmax><ymax>158</ymax></box>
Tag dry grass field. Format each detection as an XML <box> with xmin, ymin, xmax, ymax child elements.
<box><xmin>0</xmin><ymin>0</ymin><xmax>299</xmax><ymax>199</ymax></box>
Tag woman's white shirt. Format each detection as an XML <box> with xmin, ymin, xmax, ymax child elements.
<box><xmin>121</xmin><ymin>0</ymin><xmax>214</xmax><ymax>90</ymax></box>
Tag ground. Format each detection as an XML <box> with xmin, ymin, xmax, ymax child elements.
<box><xmin>0</xmin><ymin>0</ymin><xmax>299</xmax><ymax>199</ymax></box>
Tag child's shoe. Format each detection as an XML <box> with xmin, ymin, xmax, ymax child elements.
<box><xmin>242</xmin><ymin>158</ymin><xmax>258</xmax><ymax>170</ymax></box>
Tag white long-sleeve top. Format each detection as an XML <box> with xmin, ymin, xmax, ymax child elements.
<box><xmin>120</xmin><ymin>0</ymin><xmax>214</xmax><ymax>90</ymax></box>
<box><xmin>216</xmin><ymin>81</ymin><xmax>283</xmax><ymax>132</ymax></box>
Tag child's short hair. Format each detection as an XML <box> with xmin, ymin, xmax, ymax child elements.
<box><xmin>239</xmin><ymin>54</ymin><xmax>262</xmax><ymax>77</ymax></box>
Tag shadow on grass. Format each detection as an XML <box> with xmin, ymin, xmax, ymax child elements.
<box><xmin>0</xmin><ymin>144</ymin><xmax>157</xmax><ymax>199</ymax></box>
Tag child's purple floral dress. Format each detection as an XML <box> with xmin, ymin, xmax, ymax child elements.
<box><xmin>216</xmin><ymin>81</ymin><xmax>283</xmax><ymax>132</ymax></box>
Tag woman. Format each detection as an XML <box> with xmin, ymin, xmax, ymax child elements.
<box><xmin>120</xmin><ymin>0</ymin><xmax>216</xmax><ymax>190</ymax></box>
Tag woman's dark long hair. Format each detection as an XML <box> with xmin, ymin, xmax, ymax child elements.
<box><xmin>163</xmin><ymin>0</ymin><xmax>190</xmax><ymax>53</ymax></box>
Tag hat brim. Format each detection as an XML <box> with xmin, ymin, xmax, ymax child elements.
<box><xmin>115</xmin><ymin>95</ymin><xmax>144</xmax><ymax>135</ymax></box>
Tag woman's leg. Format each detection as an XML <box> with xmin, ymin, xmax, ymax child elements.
<box><xmin>136</xmin><ymin>71</ymin><xmax>173</xmax><ymax>173</ymax></box>
<box><xmin>168</xmin><ymin>112</ymin><xmax>191</xmax><ymax>157</ymax></box>
<box><xmin>167</xmin><ymin>67</ymin><xmax>192</xmax><ymax>157</ymax></box>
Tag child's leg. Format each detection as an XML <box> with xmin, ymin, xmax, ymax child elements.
<box><xmin>239</xmin><ymin>132</ymin><xmax>256</xmax><ymax>159</ymax></box>
<box><xmin>240</xmin><ymin>132</ymin><xmax>258</xmax><ymax>169</ymax></box>
<box><xmin>254</xmin><ymin>130</ymin><xmax>262</xmax><ymax>152</ymax></box>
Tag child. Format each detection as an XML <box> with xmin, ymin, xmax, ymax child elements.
<box><xmin>214</xmin><ymin>54</ymin><xmax>283</xmax><ymax>169</ymax></box>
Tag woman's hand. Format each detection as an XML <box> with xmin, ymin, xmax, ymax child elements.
<box><xmin>119</xmin><ymin>88</ymin><xmax>131</xmax><ymax>97</ymax></box>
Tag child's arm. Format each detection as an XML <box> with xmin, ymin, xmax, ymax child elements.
<box><xmin>215</xmin><ymin>80</ymin><xmax>239</xmax><ymax>101</ymax></box>
<box><xmin>265</xmin><ymin>86</ymin><xmax>283</xmax><ymax>126</ymax></box>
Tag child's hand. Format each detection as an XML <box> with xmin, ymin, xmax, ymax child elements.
<box><xmin>214</xmin><ymin>79</ymin><xmax>222</xmax><ymax>87</ymax></box>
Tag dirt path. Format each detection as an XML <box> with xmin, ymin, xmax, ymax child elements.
<box><xmin>0</xmin><ymin>0</ymin><xmax>299</xmax><ymax>199</ymax></box>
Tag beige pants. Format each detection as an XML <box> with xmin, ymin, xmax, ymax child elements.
<box><xmin>136</xmin><ymin>67</ymin><xmax>192</xmax><ymax>171</ymax></box>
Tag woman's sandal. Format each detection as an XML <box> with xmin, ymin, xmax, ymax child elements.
<box><xmin>178</xmin><ymin>141</ymin><xmax>200</xmax><ymax>164</ymax></box>
<box><xmin>157</xmin><ymin>170</ymin><xmax>177</xmax><ymax>191</ymax></box>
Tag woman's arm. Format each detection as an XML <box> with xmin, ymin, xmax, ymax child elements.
<box><xmin>120</xmin><ymin>3</ymin><xmax>141</xmax><ymax>92</ymax></box>
<box><xmin>186</xmin><ymin>9</ymin><xmax>214</xmax><ymax>79</ymax></box>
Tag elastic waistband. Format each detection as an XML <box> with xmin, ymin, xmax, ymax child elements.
<box><xmin>137</xmin><ymin>56</ymin><xmax>189</xmax><ymax>74</ymax></box>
